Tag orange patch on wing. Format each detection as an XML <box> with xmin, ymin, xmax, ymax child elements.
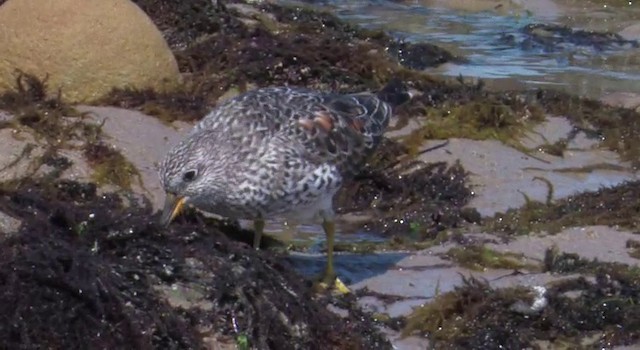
<box><xmin>298</xmin><ymin>118</ymin><xmax>315</xmax><ymax>130</ymax></box>
<box><xmin>350</xmin><ymin>119</ymin><xmax>366</xmax><ymax>132</ymax></box>
<box><xmin>313</xmin><ymin>111</ymin><xmax>334</xmax><ymax>132</ymax></box>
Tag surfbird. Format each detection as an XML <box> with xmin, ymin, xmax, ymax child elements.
<box><xmin>159</xmin><ymin>85</ymin><xmax>395</xmax><ymax>291</ymax></box>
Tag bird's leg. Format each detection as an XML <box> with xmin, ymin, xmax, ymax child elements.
<box><xmin>253</xmin><ymin>218</ymin><xmax>265</xmax><ymax>249</ymax></box>
<box><xmin>321</xmin><ymin>219</ymin><xmax>337</xmax><ymax>283</ymax></box>
<box><xmin>314</xmin><ymin>216</ymin><xmax>350</xmax><ymax>294</ymax></box>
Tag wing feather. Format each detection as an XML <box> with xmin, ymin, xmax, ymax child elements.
<box><xmin>193</xmin><ymin>86</ymin><xmax>392</xmax><ymax>175</ymax></box>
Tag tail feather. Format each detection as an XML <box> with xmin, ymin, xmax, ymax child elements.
<box><xmin>376</xmin><ymin>78</ymin><xmax>412</xmax><ymax>108</ymax></box>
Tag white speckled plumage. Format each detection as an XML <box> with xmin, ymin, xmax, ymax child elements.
<box><xmin>159</xmin><ymin>85</ymin><xmax>394</xmax><ymax>289</ymax></box>
<box><xmin>159</xmin><ymin>86</ymin><xmax>392</xmax><ymax>223</ymax></box>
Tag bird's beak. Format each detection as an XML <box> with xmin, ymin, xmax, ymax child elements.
<box><xmin>160</xmin><ymin>192</ymin><xmax>187</xmax><ymax>227</ymax></box>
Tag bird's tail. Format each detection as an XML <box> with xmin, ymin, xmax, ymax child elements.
<box><xmin>375</xmin><ymin>78</ymin><xmax>413</xmax><ymax>109</ymax></box>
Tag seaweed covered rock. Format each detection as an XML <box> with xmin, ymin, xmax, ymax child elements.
<box><xmin>498</xmin><ymin>23</ymin><xmax>639</xmax><ymax>53</ymax></box>
<box><xmin>0</xmin><ymin>0</ymin><xmax>181</xmax><ymax>103</ymax></box>
<box><xmin>0</xmin><ymin>71</ymin><xmax>392</xmax><ymax>349</ymax></box>
<box><xmin>0</xmin><ymin>179</ymin><xmax>391</xmax><ymax>349</ymax></box>
<box><xmin>403</xmin><ymin>262</ymin><xmax>640</xmax><ymax>348</ymax></box>
<box><xmin>387</xmin><ymin>41</ymin><xmax>467</xmax><ymax>70</ymax></box>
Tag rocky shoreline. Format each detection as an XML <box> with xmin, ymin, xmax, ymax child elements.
<box><xmin>1</xmin><ymin>0</ymin><xmax>640</xmax><ymax>349</ymax></box>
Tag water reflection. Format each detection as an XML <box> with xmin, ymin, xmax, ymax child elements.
<box><xmin>280</xmin><ymin>0</ymin><xmax>640</xmax><ymax>99</ymax></box>
<box><xmin>287</xmin><ymin>251</ymin><xmax>409</xmax><ymax>284</ymax></box>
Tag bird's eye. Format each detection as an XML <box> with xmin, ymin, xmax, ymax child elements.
<box><xmin>183</xmin><ymin>170</ymin><xmax>197</xmax><ymax>182</ymax></box>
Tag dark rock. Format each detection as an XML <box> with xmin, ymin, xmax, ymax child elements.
<box><xmin>387</xmin><ymin>41</ymin><xmax>466</xmax><ymax>70</ymax></box>
<box><xmin>500</xmin><ymin>23</ymin><xmax>640</xmax><ymax>53</ymax></box>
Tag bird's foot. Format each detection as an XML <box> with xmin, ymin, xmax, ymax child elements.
<box><xmin>312</xmin><ymin>270</ymin><xmax>350</xmax><ymax>295</ymax></box>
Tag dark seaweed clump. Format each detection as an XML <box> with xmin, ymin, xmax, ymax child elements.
<box><xmin>0</xmin><ymin>179</ymin><xmax>391</xmax><ymax>349</ymax></box>
<box><xmin>267</xmin><ymin>3</ymin><xmax>464</xmax><ymax>70</ymax></box>
<box><xmin>0</xmin><ymin>72</ymin><xmax>92</xmax><ymax>147</ymax></box>
<box><xmin>404</xmin><ymin>264</ymin><xmax>640</xmax><ymax>349</ymax></box>
<box><xmin>387</xmin><ymin>40</ymin><xmax>467</xmax><ymax>70</ymax></box>
<box><xmin>0</xmin><ymin>73</ymin><xmax>139</xmax><ymax>190</ymax></box>
<box><xmin>485</xmin><ymin>180</ymin><xmax>640</xmax><ymax>235</ymax></box>
<box><xmin>400</xmin><ymin>240</ymin><xmax>640</xmax><ymax>348</ymax></box>
<box><xmin>106</xmin><ymin>0</ymin><xmax>401</xmax><ymax>122</ymax></box>
<box><xmin>535</xmin><ymin>89</ymin><xmax>640</xmax><ymax>166</ymax></box>
<box><xmin>132</xmin><ymin>0</ymin><xmax>222</xmax><ymax>49</ymax></box>
<box><xmin>109</xmin><ymin>0</ymin><xmax>460</xmax><ymax>123</ymax></box>
<box><xmin>498</xmin><ymin>23</ymin><xmax>639</xmax><ymax>52</ymax></box>
<box><xmin>337</xmin><ymin>157</ymin><xmax>475</xmax><ymax>238</ymax></box>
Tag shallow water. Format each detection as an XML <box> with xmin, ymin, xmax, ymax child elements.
<box><xmin>287</xmin><ymin>251</ymin><xmax>409</xmax><ymax>284</ymax></box>
<box><xmin>260</xmin><ymin>219</ymin><xmax>388</xmax><ymax>250</ymax></box>
<box><xmin>280</xmin><ymin>0</ymin><xmax>640</xmax><ymax>99</ymax></box>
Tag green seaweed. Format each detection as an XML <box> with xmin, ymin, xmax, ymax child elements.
<box><xmin>535</xmin><ymin>138</ymin><xmax>568</xmax><ymax>157</ymax></box>
<box><xmin>485</xmin><ymin>180</ymin><xmax>640</xmax><ymax>235</ymax></box>
<box><xmin>403</xmin><ymin>253</ymin><xmax>640</xmax><ymax>348</ymax></box>
<box><xmin>83</xmin><ymin>143</ymin><xmax>141</xmax><ymax>190</ymax></box>
<box><xmin>399</xmin><ymin>89</ymin><xmax>546</xmax><ymax>156</ymax></box>
<box><xmin>0</xmin><ymin>72</ymin><xmax>93</xmax><ymax>146</ymax></box>
<box><xmin>236</xmin><ymin>334</ymin><xmax>250</xmax><ymax>350</ymax></box>
<box><xmin>627</xmin><ymin>239</ymin><xmax>640</xmax><ymax>260</ymax></box>
<box><xmin>402</xmin><ymin>277</ymin><xmax>534</xmax><ymax>344</ymax></box>
<box><xmin>332</xmin><ymin>236</ymin><xmax>436</xmax><ymax>254</ymax></box>
<box><xmin>532</xmin><ymin>176</ymin><xmax>554</xmax><ymax>204</ymax></box>
<box><xmin>0</xmin><ymin>72</ymin><xmax>141</xmax><ymax>192</ymax></box>
<box><xmin>443</xmin><ymin>245</ymin><xmax>538</xmax><ymax>271</ymax></box>
<box><xmin>536</xmin><ymin>89</ymin><xmax>640</xmax><ymax>167</ymax></box>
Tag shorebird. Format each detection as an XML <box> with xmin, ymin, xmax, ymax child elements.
<box><xmin>159</xmin><ymin>84</ymin><xmax>394</xmax><ymax>291</ymax></box>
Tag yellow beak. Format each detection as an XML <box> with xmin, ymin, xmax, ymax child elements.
<box><xmin>160</xmin><ymin>192</ymin><xmax>186</xmax><ymax>227</ymax></box>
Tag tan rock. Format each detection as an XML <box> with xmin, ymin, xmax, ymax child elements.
<box><xmin>0</xmin><ymin>128</ymin><xmax>44</xmax><ymax>183</ymax></box>
<box><xmin>0</xmin><ymin>0</ymin><xmax>181</xmax><ymax>103</ymax></box>
<box><xmin>600</xmin><ymin>91</ymin><xmax>640</xmax><ymax>111</ymax></box>
<box><xmin>76</xmin><ymin>105</ymin><xmax>192</xmax><ymax>211</ymax></box>
<box><xmin>620</xmin><ymin>23</ymin><xmax>640</xmax><ymax>41</ymax></box>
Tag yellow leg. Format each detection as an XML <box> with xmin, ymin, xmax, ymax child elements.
<box><xmin>253</xmin><ymin>219</ymin><xmax>264</xmax><ymax>250</ymax></box>
<box><xmin>315</xmin><ymin>219</ymin><xmax>350</xmax><ymax>294</ymax></box>
<box><xmin>322</xmin><ymin>219</ymin><xmax>336</xmax><ymax>283</ymax></box>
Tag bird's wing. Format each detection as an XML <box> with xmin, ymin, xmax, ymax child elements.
<box><xmin>194</xmin><ymin>87</ymin><xmax>391</xmax><ymax>175</ymax></box>
<box><xmin>283</xmin><ymin>90</ymin><xmax>392</xmax><ymax>175</ymax></box>
<box><xmin>192</xmin><ymin>87</ymin><xmax>316</xmax><ymax>137</ymax></box>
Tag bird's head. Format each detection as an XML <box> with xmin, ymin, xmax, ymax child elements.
<box><xmin>158</xmin><ymin>129</ymin><xmax>232</xmax><ymax>227</ymax></box>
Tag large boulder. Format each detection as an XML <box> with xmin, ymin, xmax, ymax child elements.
<box><xmin>0</xmin><ymin>0</ymin><xmax>181</xmax><ymax>103</ymax></box>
